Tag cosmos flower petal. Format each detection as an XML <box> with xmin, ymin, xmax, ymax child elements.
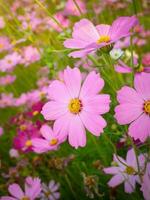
<box><xmin>96</xmin><ymin>24</ymin><xmax>110</xmax><ymax>36</ymax></box>
<box><xmin>108</xmin><ymin>174</ymin><xmax>124</xmax><ymax>188</ymax></box>
<box><xmin>115</xmin><ymin>103</ymin><xmax>143</xmax><ymax>125</ymax></box>
<box><xmin>124</xmin><ymin>180</ymin><xmax>135</xmax><ymax>193</ymax></box>
<box><xmin>64</xmin><ymin>38</ymin><xmax>90</xmax><ymax>48</ymax></box>
<box><xmin>48</xmin><ymin>80</ymin><xmax>70</xmax><ymax>103</ymax></box>
<box><xmin>80</xmin><ymin>111</ymin><xmax>106</xmax><ymax>136</ymax></box>
<box><xmin>63</xmin><ymin>67</ymin><xmax>81</xmax><ymax>98</ymax></box>
<box><xmin>41</xmin><ymin>101</ymin><xmax>67</xmax><ymax>120</ymax></box>
<box><xmin>72</xmin><ymin>18</ymin><xmax>99</xmax><ymax>42</ymax></box>
<box><xmin>109</xmin><ymin>16</ymin><xmax>138</xmax><ymax>41</ymax></box>
<box><xmin>80</xmin><ymin>71</ymin><xmax>104</xmax><ymax>98</ymax></box>
<box><xmin>128</xmin><ymin>113</ymin><xmax>150</xmax><ymax>142</ymax></box>
<box><xmin>134</xmin><ymin>72</ymin><xmax>150</xmax><ymax>100</ymax></box>
<box><xmin>103</xmin><ymin>167</ymin><xmax>119</xmax><ymax>175</ymax></box>
<box><xmin>68</xmin><ymin>48</ymin><xmax>95</xmax><ymax>58</ymax></box>
<box><xmin>53</xmin><ymin>112</ymin><xmax>73</xmax><ymax>138</ymax></box>
<box><xmin>40</xmin><ymin>124</ymin><xmax>54</xmax><ymax>140</ymax></box>
<box><xmin>83</xmin><ymin>94</ymin><xmax>111</xmax><ymax>114</ymax></box>
<box><xmin>116</xmin><ymin>86</ymin><xmax>143</xmax><ymax>105</ymax></box>
<box><xmin>0</xmin><ymin>197</ymin><xmax>16</xmax><ymax>200</ymax></box>
<box><xmin>25</xmin><ymin>177</ymin><xmax>41</xmax><ymax>199</ymax></box>
<box><xmin>8</xmin><ymin>184</ymin><xmax>24</xmax><ymax>199</ymax></box>
<box><xmin>68</xmin><ymin>115</ymin><xmax>86</xmax><ymax>148</ymax></box>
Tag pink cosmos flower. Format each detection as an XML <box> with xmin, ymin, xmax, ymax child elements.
<box><xmin>141</xmin><ymin>163</ymin><xmax>150</xmax><ymax>200</ymax></box>
<box><xmin>0</xmin><ymin>52</ymin><xmax>21</xmax><ymax>72</ymax></box>
<box><xmin>104</xmin><ymin>149</ymin><xmax>145</xmax><ymax>193</ymax></box>
<box><xmin>0</xmin><ymin>36</ymin><xmax>11</xmax><ymax>52</ymax></box>
<box><xmin>0</xmin><ymin>16</ymin><xmax>5</xmax><ymax>29</ymax></box>
<box><xmin>1</xmin><ymin>176</ymin><xmax>41</xmax><ymax>200</ymax></box>
<box><xmin>64</xmin><ymin>16</ymin><xmax>138</xmax><ymax>58</ymax></box>
<box><xmin>21</xmin><ymin>46</ymin><xmax>41</xmax><ymax>66</ymax></box>
<box><xmin>41</xmin><ymin>67</ymin><xmax>110</xmax><ymax>148</ymax></box>
<box><xmin>0</xmin><ymin>75</ymin><xmax>16</xmax><ymax>86</ymax></box>
<box><xmin>32</xmin><ymin>124</ymin><xmax>66</xmax><ymax>153</ymax></box>
<box><xmin>64</xmin><ymin>0</ymin><xmax>86</xmax><ymax>16</ymax></box>
<box><xmin>115</xmin><ymin>73</ymin><xmax>150</xmax><ymax>142</ymax></box>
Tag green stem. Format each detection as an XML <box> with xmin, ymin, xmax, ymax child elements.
<box><xmin>128</xmin><ymin>136</ymin><xmax>143</xmax><ymax>182</ymax></box>
<box><xmin>72</xmin><ymin>0</ymin><xmax>83</xmax><ymax>16</ymax></box>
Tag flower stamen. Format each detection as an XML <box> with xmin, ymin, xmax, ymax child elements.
<box><xmin>68</xmin><ymin>98</ymin><xmax>82</xmax><ymax>114</ymax></box>
<box><xmin>50</xmin><ymin>138</ymin><xmax>58</xmax><ymax>146</ymax></box>
<box><xmin>97</xmin><ymin>35</ymin><xmax>110</xmax><ymax>44</ymax></box>
<box><xmin>144</xmin><ymin>100</ymin><xmax>150</xmax><ymax>115</ymax></box>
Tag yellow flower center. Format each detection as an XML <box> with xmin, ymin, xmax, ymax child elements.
<box><xmin>21</xmin><ymin>196</ymin><xmax>30</xmax><ymax>200</ymax></box>
<box><xmin>97</xmin><ymin>35</ymin><xmax>110</xmax><ymax>44</ymax></box>
<box><xmin>144</xmin><ymin>100</ymin><xmax>150</xmax><ymax>114</ymax></box>
<box><xmin>50</xmin><ymin>138</ymin><xmax>58</xmax><ymax>146</ymax></box>
<box><xmin>0</xmin><ymin>43</ymin><xmax>4</xmax><ymax>49</ymax></box>
<box><xmin>68</xmin><ymin>98</ymin><xmax>82</xmax><ymax>114</ymax></box>
<box><xmin>33</xmin><ymin>110</ymin><xmax>39</xmax><ymax>116</ymax></box>
<box><xmin>7</xmin><ymin>59</ymin><xmax>12</xmax><ymax>64</ymax></box>
<box><xmin>25</xmin><ymin>140</ymin><xmax>32</xmax><ymax>147</ymax></box>
<box><xmin>124</xmin><ymin>166</ymin><xmax>135</xmax><ymax>175</ymax></box>
<box><xmin>20</xmin><ymin>124</ymin><xmax>27</xmax><ymax>131</ymax></box>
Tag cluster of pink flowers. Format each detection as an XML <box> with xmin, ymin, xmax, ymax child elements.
<box><xmin>1</xmin><ymin>177</ymin><xmax>60</xmax><ymax>200</ymax></box>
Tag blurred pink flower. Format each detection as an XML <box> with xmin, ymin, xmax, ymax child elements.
<box><xmin>0</xmin><ymin>36</ymin><xmax>11</xmax><ymax>52</ymax></box>
<box><xmin>46</xmin><ymin>12</ymin><xmax>70</xmax><ymax>32</ymax></box>
<box><xmin>41</xmin><ymin>67</ymin><xmax>110</xmax><ymax>148</ymax></box>
<box><xmin>64</xmin><ymin>0</ymin><xmax>86</xmax><ymax>16</ymax></box>
<box><xmin>0</xmin><ymin>93</ymin><xmax>15</xmax><ymax>108</ymax></box>
<box><xmin>0</xmin><ymin>52</ymin><xmax>21</xmax><ymax>72</ymax></box>
<box><xmin>64</xmin><ymin>16</ymin><xmax>138</xmax><ymax>58</ymax></box>
<box><xmin>21</xmin><ymin>46</ymin><xmax>41</xmax><ymax>66</ymax></box>
<box><xmin>9</xmin><ymin>148</ymin><xmax>19</xmax><ymax>158</ymax></box>
<box><xmin>1</xmin><ymin>176</ymin><xmax>41</xmax><ymax>200</ymax></box>
<box><xmin>115</xmin><ymin>73</ymin><xmax>150</xmax><ymax>142</ymax></box>
<box><xmin>104</xmin><ymin>149</ymin><xmax>145</xmax><ymax>193</ymax></box>
<box><xmin>13</xmin><ymin>124</ymin><xmax>41</xmax><ymax>152</ymax></box>
<box><xmin>141</xmin><ymin>163</ymin><xmax>150</xmax><ymax>200</ymax></box>
<box><xmin>32</xmin><ymin>124</ymin><xmax>66</xmax><ymax>153</ymax></box>
<box><xmin>0</xmin><ymin>126</ymin><xmax>3</xmax><ymax>136</ymax></box>
<box><xmin>0</xmin><ymin>75</ymin><xmax>16</xmax><ymax>86</ymax></box>
<box><xmin>0</xmin><ymin>16</ymin><xmax>5</xmax><ymax>29</ymax></box>
<box><xmin>142</xmin><ymin>53</ymin><xmax>150</xmax><ymax>67</ymax></box>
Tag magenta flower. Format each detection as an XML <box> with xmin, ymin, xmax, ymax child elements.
<box><xmin>115</xmin><ymin>73</ymin><xmax>150</xmax><ymax>142</ymax></box>
<box><xmin>141</xmin><ymin>163</ymin><xmax>150</xmax><ymax>200</ymax></box>
<box><xmin>41</xmin><ymin>67</ymin><xmax>110</xmax><ymax>148</ymax></box>
<box><xmin>1</xmin><ymin>176</ymin><xmax>41</xmax><ymax>200</ymax></box>
<box><xmin>32</xmin><ymin>124</ymin><xmax>66</xmax><ymax>153</ymax></box>
<box><xmin>64</xmin><ymin>16</ymin><xmax>138</xmax><ymax>58</ymax></box>
<box><xmin>13</xmin><ymin>124</ymin><xmax>40</xmax><ymax>152</ymax></box>
<box><xmin>104</xmin><ymin>149</ymin><xmax>145</xmax><ymax>193</ymax></box>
